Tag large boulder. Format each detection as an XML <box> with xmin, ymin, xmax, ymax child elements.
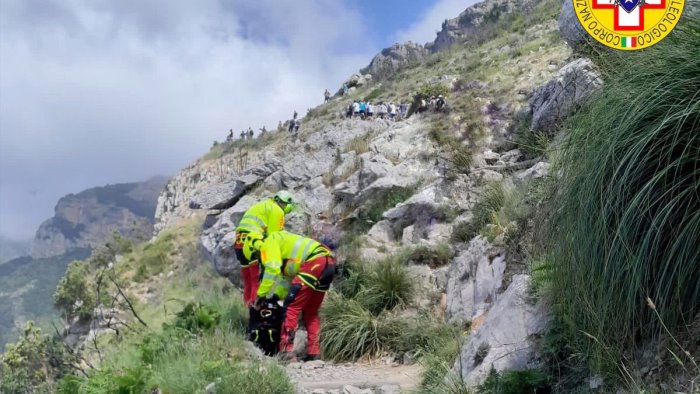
<box><xmin>445</xmin><ymin>237</ymin><xmax>507</xmax><ymax>325</ymax></box>
<box><xmin>453</xmin><ymin>275</ymin><xmax>550</xmax><ymax>386</ymax></box>
<box><xmin>198</xmin><ymin>195</ymin><xmax>257</xmax><ymax>282</ymax></box>
<box><xmin>558</xmin><ymin>0</ymin><xmax>589</xmax><ymax>50</ymax></box>
<box><xmin>360</xmin><ymin>42</ymin><xmax>428</xmax><ymax>80</ymax></box>
<box><xmin>529</xmin><ymin>58</ymin><xmax>603</xmax><ymax>133</ymax></box>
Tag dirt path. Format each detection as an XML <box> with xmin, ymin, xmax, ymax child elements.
<box><xmin>286</xmin><ymin>360</ymin><xmax>423</xmax><ymax>394</ymax></box>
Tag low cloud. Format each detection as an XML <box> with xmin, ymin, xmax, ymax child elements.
<box><xmin>0</xmin><ymin>0</ymin><xmax>373</xmax><ymax>239</ymax></box>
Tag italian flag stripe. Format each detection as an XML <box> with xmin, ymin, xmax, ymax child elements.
<box><xmin>621</xmin><ymin>36</ymin><xmax>637</xmax><ymax>48</ymax></box>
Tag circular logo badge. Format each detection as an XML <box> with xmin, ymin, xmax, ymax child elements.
<box><xmin>573</xmin><ymin>0</ymin><xmax>685</xmax><ymax>50</ymax></box>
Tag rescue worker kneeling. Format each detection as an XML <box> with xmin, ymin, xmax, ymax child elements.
<box><xmin>233</xmin><ymin>190</ymin><xmax>294</xmax><ymax>306</ymax></box>
<box><xmin>250</xmin><ymin>231</ymin><xmax>336</xmax><ymax>362</ymax></box>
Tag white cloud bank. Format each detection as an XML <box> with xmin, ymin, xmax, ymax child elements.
<box><xmin>0</xmin><ymin>0</ymin><xmax>373</xmax><ymax>239</ymax></box>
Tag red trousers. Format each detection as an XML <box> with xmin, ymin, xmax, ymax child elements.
<box><xmin>241</xmin><ymin>263</ymin><xmax>260</xmax><ymax>307</ymax></box>
<box><xmin>280</xmin><ymin>285</ymin><xmax>325</xmax><ymax>355</ymax></box>
<box><xmin>234</xmin><ymin>233</ymin><xmax>260</xmax><ymax>307</ymax></box>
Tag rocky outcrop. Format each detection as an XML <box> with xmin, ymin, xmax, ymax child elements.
<box><xmin>529</xmin><ymin>58</ymin><xmax>603</xmax><ymax>133</ymax></box>
<box><xmin>558</xmin><ymin>0</ymin><xmax>589</xmax><ymax>50</ymax></box>
<box><xmin>360</xmin><ymin>42</ymin><xmax>428</xmax><ymax>81</ymax></box>
<box><xmin>431</xmin><ymin>0</ymin><xmax>541</xmax><ymax>52</ymax></box>
<box><xmin>453</xmin><ymin>275</ymin><xmax>550</xmax><ymax>386</ymax></box>
<box><xmin>31</xmin><ymin>177</ymin><xmax>167</xmax><ymax>258</ymax></box>
<box><xmin>445</xmin><ymin>237</ymin><xmax>507</xmax><ymax>325</ymax></box>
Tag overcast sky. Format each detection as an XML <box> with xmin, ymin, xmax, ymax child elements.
<box><xmin>0</xmin><ymin>0</ymin><xmax>471</xmax><ymax>241</ymax></box>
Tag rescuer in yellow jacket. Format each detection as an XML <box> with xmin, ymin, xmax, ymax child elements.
<box><xmin>234</xmin><ymin>191</ymin><xmax>294</xmax><ymax>306</ymax></box>
<box><xmin>248</xmin><ymin>230</ymin><xmax>336</xmax><ymax>361</ymax></box>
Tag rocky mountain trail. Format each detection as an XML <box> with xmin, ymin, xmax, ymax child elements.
<box><xmin>286</xmin><ymin>360</ymin><xmax>422</xmax><ymax>394</ymax></box>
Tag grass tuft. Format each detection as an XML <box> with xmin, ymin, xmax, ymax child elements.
<box><xmin>545</xmin><ymin>18</ymin><xmax>700</xmax><ymax>386</ymax></box>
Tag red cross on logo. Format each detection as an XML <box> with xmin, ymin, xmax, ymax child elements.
<box><xmin>592</xmin><ymin>0</ymin><xmax>666</xmax><ymax>30</ymax></box>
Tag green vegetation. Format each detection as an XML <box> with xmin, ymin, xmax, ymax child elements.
<box><xmin>406</xmin><ymin>243</ymin><xmax>452</xmax><ymax>268</ymax></box>
<box><xmin>429</xmin><ymin>118</ymin><xmax>474</xmax><ymax>176</ymax></box>
<box><xmin>344</xmin><ymin>133</ymin><xmax>372</xmax><ymax>154</ymax></box>
<box><xmin>476</xmin><ymin>368</ymin><xmax>550</xmax><ymax>394</ymax></box>
<box><xmin>543</xmin><ymin>18</ymin><xmax>700</xmax><ymax>388</ymax></box>
<box><xmin>358</xmin><ymin>185</ymin><xmax>417</xmax><ymax>225</ymax></box>
<box><xmin>451</xmin><ymin>182</ymin><xmax>505</xmax><ymax>243</ymax></box>
<box><xmin>53</xmin><ymin>261</ymin><xmax>96</xmax><ymax>321</ymax></box>
<box><xmin>419</xmin><ymin>325</ymin><xmax>468</xmax><ymax>393</ymax></box>
<box><xmin>0</xmin><ymin>248</ymin><xmax>91</xmax><ymax>348</ymax></box>
<box><xmin>58</xmin><ymin>289</ymin><xmax>293</xmax><ymax>394</ymax></box>
<box><xmin>1</xmin><ymin>322</ymin><xmax>77</xmax><ymax>394</ymax></box>
<box><xmin>322</xmin><ymin>253</ymin><xmax>457</xmax><ymax>363</ymax></box>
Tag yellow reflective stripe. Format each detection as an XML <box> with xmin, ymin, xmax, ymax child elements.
<box><xmin>262</xmin><ymin>272</ymin><xmax>278</xmax><ymax>281</ymax></box>
<box><xmin>289</xmin><ymin>238</ymin><xmax>305</xmax><ymax>260</ymax></box>
<box><xmin>268</xmin><ymin>330</ymin><xmax>274</xmax><ymax>343</ymax></box>
<box><xmin>298</xmin><ymin>272</ymin><xmax>318</xmax><ymax>289</ymax></box>
<box><xmin>237</xmin><ymin>224</ymin><xmax>260</xmax><ymax>233</ymax></box>
<box><xmin>242</xmin><ymin>214</ymin><xmax>266</xmax><ymax>228</ymax></box>
<box><xmin>300</xmin><ymin>241</ymin><xmax>316</xmax><ymax>262</ymax></box>
<box><xmin>267</xmin><ymin>276</ymin><xmax>286</xmax><ymax>298</ymax></box>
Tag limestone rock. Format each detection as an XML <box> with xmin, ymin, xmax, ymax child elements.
<box><xmin>559</xmin><ymin>0</ymin><xmax>589</xmax><ymax>50</ymax></box>
<box><xmin>514</xmin><ymin>162</ymin><xmax>550</xmax><ymax>183</ymax></box>
<box><xmin>445</xmin><ymin>237</ymin><xmax>506</xmax><ymax>324</ymax></box>
<box><xmin>453</xmin><ymin>275</ymin><xmax>550</xmax><ymax>386</ymax></box>
<box><xmin>378</xmin><ymin>384</ymin><xmax>400</xmax><ymax>394</ymax></box>
<box><xmin>189</xmin><ymin>180</ymin><xmax>246</xmax><ymax>210</ymax></box>
<box><xmin>198</xmin><ymin>195</ymin><xmax>257</xmax><ymax>282</ymax></box>
<box><xmin>431</xmin><ymin>0</ymin><xmax>540</xmax><ymax>52</ymax></box>
<box><xmin>482</xmin><ymin>150</ymin><xmax>500</xmax><ymax>165</ymax></box>
<box><xmin>361</xmin><ymin>42</ymin><xmax>428</xmax><ymax>80</ymax></box>
<box><xmin>500</xmin><ymin>149</ymin><xmax>523</xmax><ymax>164</ymax></box>
<box><xmin>529</xmin><ymin>58</ymin><xmax>603</xmax><ymax>133</ymax></box>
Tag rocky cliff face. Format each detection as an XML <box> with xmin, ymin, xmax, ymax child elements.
<box><xmin>431</xmin><ymin>0</ymin><xmax>540</xmax><ymax>52</ymax></box>
<box><xmin>360</xmin><ymin>42</ymin><xmax>428</xmax><ymax>81</ymax></box>
<box><xmin>31</xmin><ymin>177</ymin><xmax>167</xmax><ymax>258</ymax></box>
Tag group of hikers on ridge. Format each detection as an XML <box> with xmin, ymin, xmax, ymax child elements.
<box><xmin>224</xmin><ymin>84</ymin><xmax>448</xmax><ymax>142</ymax></box>
<box><xmin>225</xmin><ymin>110</ymin><xmax>301</xmax><ymax>143</ymax></box>
<box><xmin>233</xmin><ymin>191</ymin><xmax>336</xmax><ymax>362</ymax></box>
<box><xmin>346</xmin><ymin>99</ymin><xmax>408</xmax><ymax>120</ymax></box>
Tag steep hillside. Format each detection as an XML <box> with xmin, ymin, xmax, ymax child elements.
<box><xmin>32</xmin><ymin>176</ymin><xmax>168</xmax><ymax>258</ymax></box>
<box><xmin>0</xmin><ymin>249</ymin><xmax>90</xmax><ymax>348</ymax></box>
<box><xmin>2</xmin><ymin>0</ymin><xmax>697</xmax><ymax>393</ymax></box>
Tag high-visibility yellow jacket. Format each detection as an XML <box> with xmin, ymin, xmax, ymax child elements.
<box><xmin>257</xmin><ymin>231</ymin><xmax>333</xmax><ymax>299</ymax></box>
<box><xmin>236</xmin><ymin>199</ymin><xmax>285</xmax><ymax>256</ymax></box>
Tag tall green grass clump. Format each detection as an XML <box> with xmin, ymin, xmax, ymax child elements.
<box><xmin>546</xmin><ymin>18</ymin><xmax>700</xmax><ymax>384</ymax></box>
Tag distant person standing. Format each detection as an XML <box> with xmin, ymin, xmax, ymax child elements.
<box><xmin>240</xmin><ymin>130</ymin><xmax>246</xmax><ymax>140</ymax></box>
<box><xmin>389</xmin><ymin>102</ymin><xmax>397</xmax><ymax>120</ymax></box>
<box><xmin>342</xmin><ymin>83</ymin><xmax>349</xmax><ymax>96</ymax></box>
<box><xmin>227</xmin><ymin>129</ymin><xmax>234</xmax><ymax>142</ymax></box>
<box><xmin>359</xmin><ymin>100</ymin><xmax>367</xmax><ymax>119</ymax></box>
<box><xmin>399</xmin><ymin>103</ymin><xmax>408</xmax><ymax>119</ymax></box>
<box><xmin>324</xmin><ymin>89</ymin><xmax>331</xmax><ymax>103</ymax></box>
<box><xmin>248</xmin><ymin>127</ymin><xmax>254</xmax><ymax>140</ymax></box>
<box><xmin>366</xmin><ymin>102</ymin><xmax>374</xmax><ymax>119</ymax></box>
<box><xmin>352</xmin><ymin>100</ymin><xmax>360</xmax><ymax>118</ymax></box>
